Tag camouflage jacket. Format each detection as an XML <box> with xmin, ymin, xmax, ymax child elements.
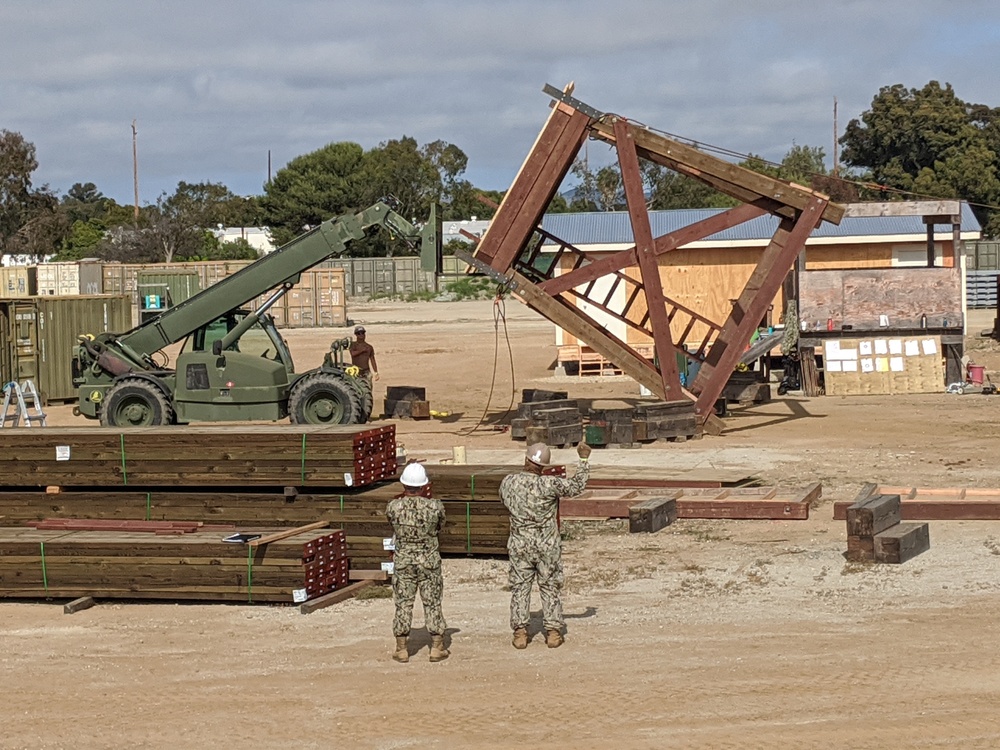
<box><xmin>386</xmin><ymin>494</ymin><xmax>446</xmax><ymax>567</ymax></box>
<box><xmin>500</xmin><ymin>461</ymin><xmax>590</xmax><ymax>551</ymax></box>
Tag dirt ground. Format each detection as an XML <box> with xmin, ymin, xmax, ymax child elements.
<box><xmin>7</xmin><ymin>300</ymin><xmax>1000</xmax><ymax>749</ymax></box>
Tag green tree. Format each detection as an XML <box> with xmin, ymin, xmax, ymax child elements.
<box><xmin>0</xmin><ymin>130</ymin><xmax>40</xmax><ymax>256</ymax></box>
<box><xmin>841</xmin><ymin>81</ymin><xmax>1000</xmax><ymax>234</ymax></box>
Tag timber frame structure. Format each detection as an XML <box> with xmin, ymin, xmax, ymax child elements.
<box><xmin>465</xmin><ymin>84</ymin><xmax>846</xmax><ymax>426</ymax></box>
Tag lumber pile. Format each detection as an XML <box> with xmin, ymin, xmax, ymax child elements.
<box><xmin>632</xmin><ymin>401</ymin><xmax>699</xmax><ymax>442</ymax></box>
<box><xmin>722</xmin><ymin>371</ymin><xmax>771</xmax><ymax>406</ymax></box>
<box><xmin>0</xmin><ymin>525</ymin><xmax>352</xmax><ymax>603</ymax></box>
<box><xmin>383</xmin><ymin>385</ymin><xmax>430</xmax><ymax>420</ymax></box>
<box><xmin>0</xmin><ymin>425</ymin><xmax>397</xmax><ymax>488</ymax></box>
<box><xmin>511</xmin><ymin>390</ymin><xmax>582</xmax><ymax>445</ymax></box>
<box><xmin>843</xmin><ymin>484</ymin><xmax>930</xmax><ymax>564</ymax></box>
<box><xmin>585</xmin><ymin>400</ymin><xmax>636</xmax><ymax>447</ymax></box>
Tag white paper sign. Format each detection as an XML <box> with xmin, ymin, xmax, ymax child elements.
<box><xmin>858</xmin><ymin>341</ymin><xmax>873</xmax><ymax>356</ymax></box>
<box><xmin>889</xmin><ymin>339</ymin><xmax>903</xmax><ymax>355</ymax></box>
<box><xmin>861</xmin><ymin>358</ymin><xmax>875</xmax><ymax>373</ymax></box>
<box><xmin>904</xmin><ymin>340</ymin><xmax>920</xmax><ymax>356</ymax></box>
<box><xmin>381</xmin><ymin>561</ymin><xmax>395</xmax><ymax>574</ymax></box>
<box><xmin>292</xmin><ymin>588</ymin><xmax>308</xmax><ymax>603</ymax></box>
<box><xmin>55</xmin><ymin>446</ymin><xmax>71</xmax><ymax>462</ymax></box>
<box><xmin>890</xmin><ymin>357</ymin><xmax>905</xmax><ymax>372</ymax></box>
<box><xmin>383</xmin><ymin>537</ymin><xmax>396</xmax><ymax>551</ymax></box>
<box><xmin>843</xmin><ymin>360</ymin><xmax>858</xmax><ymax>372</ymax></box>
<box><xmin>840</xmin><ymin>348</ymin><xmax>858</xmax><ymax>361</ymax></box>
<box><xmin>922</xmin><ymin>338</ymin><xmax>938</xmax><ymax>355</ymax></box>
<box><xmin>343</xmin><ymin>472</ymin><xmax>354</xmax><ymax>487</ymax></box>
<box><xmin>827</xmin><ymin>360</ymin><xmax>843</xmax><ymax>373</ymax></box>
<box><xmin>825</xmin><ymin>340</ymin><xmax>842</xmax><ymax>358</ymax></box>
<box><xmin>874</xmin><ymin>339</ymin><xmax>889</xmax><ymax>355</ymax></box>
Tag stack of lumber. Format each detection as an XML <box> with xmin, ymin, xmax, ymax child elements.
<box><xmin>383</xmin><ymin>385</ymin><xmax>430</xmax><ymax>419</ymax></box>
<box><xmin>511</xmin><ymin>393</ymin><xmax>581</xmax><ymax>444</ymax></box>
<box><xmin>0</xmin><ymin>525</ymin><xmax>352</xmax><ymax>603</ymax></box>
<box><xmin>585</xmin><ymin>400</ymin><xmax>637</xmax><ymax>446</ymax></box>
<box><xmin>844</xmin><ymin>484</ymin><xmax>930</xmax><ymax>564</ymax></box>
<box><xmin>632</xmin><ymin>401</ymin><xmax>700</xmax><ymax>442</ymax></box>
<box><xmin>0</xmin><ymin>425</ymin><xmax>397</xmax><ymax>488</ymax></box>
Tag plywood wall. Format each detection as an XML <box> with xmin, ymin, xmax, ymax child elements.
<box><xmin>824</xmin><ymin>335</ymin><xmax>944</xmax><ymax>396</ymax></box>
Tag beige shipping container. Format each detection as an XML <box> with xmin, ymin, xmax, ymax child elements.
<box><xmin>36</xmin><ymin>263</ymin><xmax>81</xmax><ymax>296</ymax></box>
<box><xmin>0</xmin><ymin>266</ymin><xmax>37</xmax><ymax>297</ymax></box>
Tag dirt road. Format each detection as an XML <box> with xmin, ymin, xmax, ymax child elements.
<box><xmin>7</xmin><ymin>299</ymin><xmax>1000</xmax><ymax>749</ymax></box>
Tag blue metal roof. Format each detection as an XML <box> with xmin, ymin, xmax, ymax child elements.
<box><xmin>538</xmin><ymin>203</ymin><xmax>981</xmax><ymax>245</ymax></box>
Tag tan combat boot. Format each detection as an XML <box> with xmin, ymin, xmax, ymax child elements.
<box><xmin>392</xmin><ymin>635</ymin><xmax>409</xmax><ymax>663</ymax></box>
<box><xmin>545</xmin><ymin>629</ymin><xmax>564</xmax><ymax>648</ymax></box>
<box><xmin>429</xmin><ymin>635</ymin><xmax>450</xmax><ymax>662</ymax></box>
<box><xmin>512</xmin><ymin>627</ymin><xmax>528</xmax><ymax>649</ymax></box>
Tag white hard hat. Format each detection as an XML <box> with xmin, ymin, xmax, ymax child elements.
<box><xmin>400</xmin><ymin>462</ymin><xmax>429</xmax><ymax>487</ymax></box>
<box><xmin>526</xmin><ymin>442</ymin><xmax>551</xmax><ymax>466</ymax></box>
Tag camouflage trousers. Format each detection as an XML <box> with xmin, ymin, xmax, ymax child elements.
<box><xmin>392</xmin><ymin>562</ymin><xmax>447</xmax><ymax>637</ymax></box>
<box><xmin>508</xmin><ymin>544</ymin><xmax>565</xmax><ymax>632</ymax></box>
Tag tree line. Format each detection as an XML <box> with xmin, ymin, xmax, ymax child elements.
<box><xmin>2</xmin><ymin>79</ymin><xmax>997</xmax><ymax>265</ymax></box>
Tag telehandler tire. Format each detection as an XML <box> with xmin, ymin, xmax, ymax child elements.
<box><xmin>100</xmin><ymin>378</ymin><xmax>175</xmax><ymax>427</ymax></box>
<box><xmin>289</xmin><ymin>373</ymin><xmax>361</xmax><ymax>425</ymax></box>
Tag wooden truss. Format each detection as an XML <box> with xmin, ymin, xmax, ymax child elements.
<box><xmin>469</xmin><ymin>84</ymin><xmax>845</xmax><ymax>424</ymax></box>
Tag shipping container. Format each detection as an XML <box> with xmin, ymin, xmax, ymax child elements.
<box><xmin>0</xmin><ymin>266</ymin><xmax>37</xmax><ymax>297</ymax></box>
<box><xmin>78</xmin><ymin>260</ymin><xmax>104</xmax><ymax>295</ymax></box>
<box><xmin>36</xmin><ymin>263</ymin><xmax>81</xmax><ymax>296</ymax></box>
<box><xmin>136</xmin><ymin>270</ymin><xmax>200</xmax><ymax>323</ymax></box>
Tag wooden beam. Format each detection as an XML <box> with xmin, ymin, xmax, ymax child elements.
<box><xmin>692</xmin><ymin>196</ymin><xmax>828</xmax><ymax>420</ymax></box>
<box><xmin>248</xmin><ymin>521</ymin><xmax>330</xmax><ymax>548</ymax></box>
<box><xmin>845</xmin><ymin>200</ymin><xmax>961</xmax><ymax>218</ymax></box>
<box><xmin>509</xmin><ymin>270</ymin><xmax>666</xmax><ymax>398</ymax></box>
<box><xmin>588</xmin><ymin>119</ymin><xmax>845</xmax><ymax>225</ymax></box>
<box><xmin>474</xmin><ymin>105</ymin><xmax>591</xmax><ymax>272</ymax></box>
<box><xmin>299</xmin><ymin>580</ymin><xmax>375</xmax><ymax>614</ymax></box>
<box><xmin>615</xmin><ymin>118</ymin><xmax>682</xmax><ymax>400</ymax></box>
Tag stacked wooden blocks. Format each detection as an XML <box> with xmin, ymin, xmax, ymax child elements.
<box><xmin>511</xmin><ymin>390</ymin><xmax>582</xmax><ymax>447</ymax></box>
<box><xmin>383</xmin><ymin>385</ymin><xmax>430</xmax><ymax>420</ymax></box>
<box><xmin>845</xmin><ymin>484</ymin><xmax>930</xmax><ymax>563</ymax></box>
<box><xmin>585</xmin><ymin>400</ymin><xmax>635</xmax><ymax>447</ymax></box>
<box><xmin>632</xmin><ymin>401</ymin><xmax>699</xmax><ymax>442</ymax></box>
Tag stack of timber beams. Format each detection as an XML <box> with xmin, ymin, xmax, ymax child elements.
<box><xmin>832</xmin><ymin>485</ymin><xmax>1000</xmax><ymax>521</ymax></box>
<box><xmin>0</xmin><ymin>425</ymin><xmax>397</xmax><ymax>488</ymax></box>
<box><xmin>0</xmin><ymin>526</ymin><xmax>351</xmax><ymax>603</ymax></box>
<box><xmin>511</xmin><ymin>390</ymin><xmax>578</xmax><ymax>442</ymax></box>
<box><xmin>383</xmin><ymin>386</ymin><xmax>430</xmax><ymax>420</ymax></box>
<box><xmin>843</xmin><ymin>484</ymin><xmax>930</xmax><ymax>564</ymax></box>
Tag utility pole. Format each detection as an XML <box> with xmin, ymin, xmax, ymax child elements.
<box><xmin>132</xmin><ymin>119</ymin><xmax>140</xmax><ymax>226</ymax></box>
<box><xmin>832</xmin><ymin>97</ymin><xmax>839</xmax><ymax>177</ymax></box>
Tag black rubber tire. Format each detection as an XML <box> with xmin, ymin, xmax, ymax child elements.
<box><xmin>100</xmin><ymin>378</ymin><xmax>174</xmax><ymax>427</ymax></box>
<box><xmin>356</xmin><ymin>379</ymin><xmax>373</xmax><ymax>423</ymax></box>
<box><xmin>289</xmin><ymin>373</ymin><xmax>361</xmax><ymax>425</ymax></box>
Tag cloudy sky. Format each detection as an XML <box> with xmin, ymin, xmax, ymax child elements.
<box><xmin>2</xmin><ymin>1</ymin><xmax>999</xmax><ymax>208</ymax></box>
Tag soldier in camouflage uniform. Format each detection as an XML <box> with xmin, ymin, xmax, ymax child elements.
<box><xmin>386</xmin><ymin>462</ymin><xmax>449</xmax><ymax>663</ymax></box>
<box><xmin>500</xmin><ymin>441</ymin><xmax>592</xmax><ymax>649</ymax></box>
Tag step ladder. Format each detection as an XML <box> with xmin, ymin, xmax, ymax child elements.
<box><xmin>1</xmin><ymin>380</ymin><xmax>47</xmax><ymax>427</ymax></box>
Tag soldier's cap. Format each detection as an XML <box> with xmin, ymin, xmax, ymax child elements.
<box><xmin>354</xmin><ymin>326</ymin><xmax>366</xmax><ymax>335</ymax></box>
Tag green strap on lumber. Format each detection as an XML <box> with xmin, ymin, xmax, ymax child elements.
<box><xmin>145</xmin><ymin>492</ymin><xmax>151</xmax><ymax>521</ymax></box>
<box><xmin>300</xmin><ymin>434</ymin><xmax>307</xmax><ymax>485</ymax></box>
<box><xmin>39</xmin><ymin>542</ymin><xmax>49</xmax><ymax>596</ymax></box>
<box><xmin>470</xmin><ymin>474</ymin><xmax>476</xmax><ymax>501</ymax></box>
<box><xmin>340</xmin><ymin>495</ymin><xmax>344</xmax><ymax>514</ymax></box>
<box><xmin>119</xmin><ymin>434</ymin><xmax>128</xmax><ymax>485</ymax></box>
<box><xmin>466</xmin><ymin>502</ymin><xmax>471</xmax><ymax>553</ymax></box>
<box><xmin>246</xmin><ymin>546</ymin><xmax>254</xmax><ymax>604</ymax></box>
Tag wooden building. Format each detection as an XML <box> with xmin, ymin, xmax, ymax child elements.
<box><xmin>545</xmin><ymin>200</ymin><xmax>980</xmax><ymax>389</ymax></box>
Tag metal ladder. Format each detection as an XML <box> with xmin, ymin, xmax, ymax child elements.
<box><xmin>1</xmin><ymin>380</ymin><xmax>47</xmax><ymax>427</ymax></box>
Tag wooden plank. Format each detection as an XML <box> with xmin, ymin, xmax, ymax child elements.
<box><xmin>844</xmin><ymin>200</ymin><xmax>960</xmax><ymax>218</ymax></box>
<box><xmin>63</xmin><ymin>596</ymin><xmax>96</xmax><ymax>615</ymax></box>
<box><xmin>874</xmin><ymin>522</ymin><xmax>930</xmax><ymax>564</ymax></box>
<box><xmin>846</xmin><ymin>534</ymin><xmax>876</xmax><ymax>562</ymax></box>
<box><xmin>248</xmin><ymin>521</ymin><xmax>330</xmax><ymax>547</ymax></box>
<box><xmin>299</xmin><ymin>580</ymin><xmax>375</xmax><ymax>614</ymax></box>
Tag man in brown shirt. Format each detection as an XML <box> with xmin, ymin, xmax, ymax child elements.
<box><xmin>349</xmin><ymin>326</ymin><xmax>379</xmax><ymax>380</ymax></box>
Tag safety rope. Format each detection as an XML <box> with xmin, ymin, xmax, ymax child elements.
<box><xmin>458</xmin><ymin>291</ymin><xmax>516</xmax><ymax>435</ymax></box>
